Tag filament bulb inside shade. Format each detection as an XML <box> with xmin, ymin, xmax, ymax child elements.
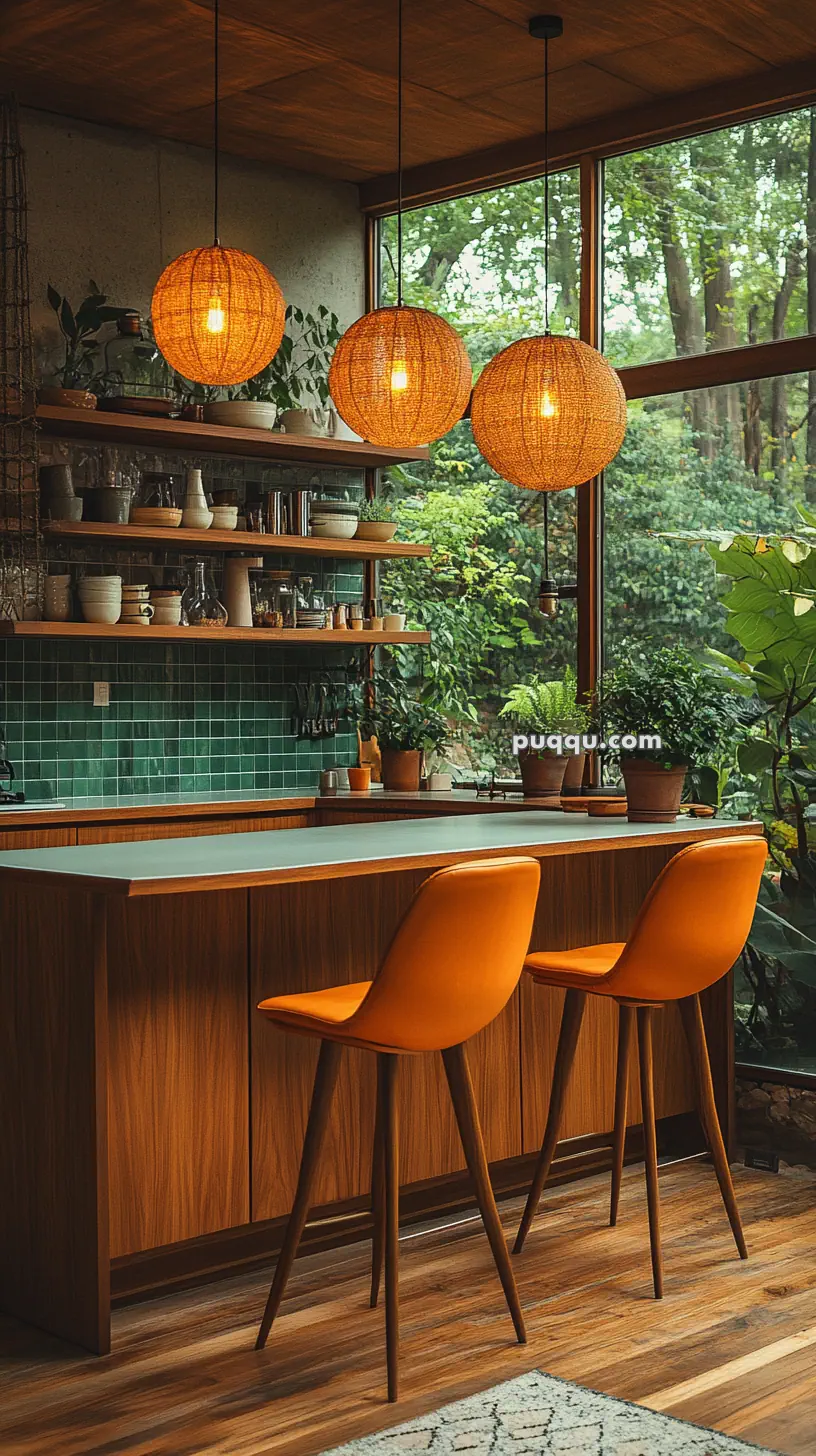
<box><xmin>206</xmin><ymin>296</ymin><xmax>225</xmax><ymax>334</ymax></box>
<box><xmin>539</xmin><ymin>389</ymin><xmax>557</xmax><ymax>419</ymax></box>
<box><xmin>390</xmin><ymin>362</ymin><xmax>409</xmax><ymax>393</ymax></box>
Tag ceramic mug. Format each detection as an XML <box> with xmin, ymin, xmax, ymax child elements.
<box><xmin>121</xmin><ymin>603</ymin><xmax>154</xmax><ymax>624</ymax></box>
<box><xmin>151</xmin><ymin>602</ymin><xmax>182</xmax><ymax>626</ymax></box>
<box><xmin>383</xmin><ymin>613</ymin><xmax>406</xmax><ymax>631</ymax></box>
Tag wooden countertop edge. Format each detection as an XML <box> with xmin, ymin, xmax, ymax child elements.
<box><xmin>0</xmin><ymin>796</ymin><xmax>318</xmax><ymax>828</ymax></box>
<box><xmin>0</xmin><ymin>821</ymin><xmax>761</xmax><ymax>897</ymax></box>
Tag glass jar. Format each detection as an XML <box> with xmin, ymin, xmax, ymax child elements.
<box><xmin>181</xmin><ymin>561</ymin><xmax>227</xmax><ymax>628</ymax></box>
<box><xmin>104</xmin><ymin>314</ymin><xmax>173</xmax><ymax>400</ymax></box>
<box><xmin>252</xmin><ymin>570</ymin><xmax>295</xmax><ymax>628</ymax></box>
<box><xmin>137</xmin><ymin>471</ymin><xmax>180</xmax><ymax>509</ymax></box>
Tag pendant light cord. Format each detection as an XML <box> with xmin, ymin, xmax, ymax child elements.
<box><xmin>213</xmin><ymin>0</ymin><xmax>220</xmax><ymax>246</ymax></box>
<box><xmin>397</xmin><ymin>0</ymin><xmax>403</xmax><ymax>307</ymax></box>
<box><xmin>543</xmin><ymin>32</ymin><xmax>549</xmax><ymax>333</ymax></box>
<box><xmin>543</xmin><ymin>492</ymin><xmax>550</xmax><ymax>576</ymax></box>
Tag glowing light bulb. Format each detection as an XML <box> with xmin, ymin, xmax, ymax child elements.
<box><xmin>206</xmin><ymin>296</ymin><xmax>225</xmax><ymax>334</ymax></box>
<box><xmin>390</xmin><ymin>362</ymin><xmax>409</xmax><ymax>393</ymax></box>
<box><xmin>539</xmin><ymin>390</ymin><xmax>557</xmax><ymax>419</ymax></box>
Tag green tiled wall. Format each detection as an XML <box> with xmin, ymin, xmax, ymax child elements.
<box><xmin>2</xmin><ymin>637</ymin><xmax>361</xmax><ymax>800</ymax></box>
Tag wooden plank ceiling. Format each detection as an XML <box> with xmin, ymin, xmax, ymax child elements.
<box><xmin>2</xmin><ymin>0</ymin><xmax>815</xmax><ymax>185</ymax></box>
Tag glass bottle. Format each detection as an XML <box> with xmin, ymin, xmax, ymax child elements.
<box><xmin>181</xmin><ymin>561</ymin><xmax>227</xmax><ymax>628</ymax></box>
<box><xmin>104</xmin><ymin>313</ymin><xmax>173</xmax><ymax>401</ymax></box>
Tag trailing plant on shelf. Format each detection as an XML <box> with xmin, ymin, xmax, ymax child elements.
<box><xmin>44</xmin><ymin>282</ymin><xmax>133</xmax><ymax>391</ymax></box>
<box><xmin>228</xmin><ymin>304</ymin><xmax>341</xmax><ymax>411</ymax></box>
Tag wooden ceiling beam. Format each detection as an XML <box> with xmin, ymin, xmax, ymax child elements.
<box><xmin>617</xmin><ymin>335</ymin><xmax>816</xmax><ymax>402</ymax></box>
<box><xmin>358</xmin><ymin>58</ymin><xmax>816</xmax><ymax>213</ymax></box>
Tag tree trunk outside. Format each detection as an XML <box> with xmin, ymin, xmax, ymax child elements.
<box><xmin>744</xmin><ymin>303</ymin><xmax>762</xmax><ymax>475</ymax></box>
<box><xmin>770</xmin><ymin>249</ymin><xmax>804</xmax><ymax>474</ymax></box>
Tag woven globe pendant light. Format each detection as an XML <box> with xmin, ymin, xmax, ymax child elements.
<box><xmin>152</xmin><ymin>245</ymin><xmax>285</xmax><ymax>387</ymax></box>
<box><xmin>329</xmin><ymin>304</ymin><xmax>471</xmax><ymax>447</ymax></box>
<box><xmin>472</xmin><ymin>333</ymin><xmax>626</xmax><ymax>490</ymax></box>
<box><xmin>472</xmin><ymin>16</ymin><xmax>626</xmax><ymax>491</ymax></box>
<box><xmin>150</xmin><ymin>0</ymin><xmax>284</xmax><ymax>388</ymax></box>
<box><xmin>329</xmin><ymin>0</ymin><xmax>471</xmax><ymax>448</ymax></box>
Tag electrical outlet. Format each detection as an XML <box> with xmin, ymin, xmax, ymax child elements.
<box><xmin>93</xmin><ymin>681</ymin><xmax>110</xmax><ymax>708</ymax></box>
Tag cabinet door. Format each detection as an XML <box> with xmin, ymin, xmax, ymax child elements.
<box><xmin>78</xmin><ymin>813</ymin><xmax>309</xmax><ymax>844</ymax></box>
<box><xmin>0</xmin><ymin>829</ymin><xmax>76</xmax><ymax>848</ymax></box>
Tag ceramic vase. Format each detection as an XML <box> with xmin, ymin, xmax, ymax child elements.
<box><xmin>181</xmin><ymin>468</ymin><xmax>213</xmax><ymax>529</ymax></box>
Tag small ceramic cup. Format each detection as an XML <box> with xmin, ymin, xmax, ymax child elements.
<box><xmin>347</xmin><ymin>765</ymin><xmax>371</xmax><ymax>792</ymax></box>
<box><xmin>81</xmin><ymin>600</ymin><xmax>121</xmax><ymax>625</ymax></box>
<box><xmin>383</xmin><ymin>612</ymin><xmax>406</xmax><ymax>631</ymax></box>
<box><xmin>44</xmin><ymin>574</ymin><xmax>72</xmax><ymax>623</ymax></box>
<box><xmin>121</xmin><ymin>603</ymin><xmax>154</xmax><ymax>625</ymax></box>
<box><xmin>151</xmin><ymin>601</ymin><xmax>182</xmax><ymax>626</ymax></box>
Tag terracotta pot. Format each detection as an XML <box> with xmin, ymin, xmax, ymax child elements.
<box><xmin>381</xmin><ymin>748</ymin><xmax>421</xmax><ymax>792</ymax></box>
<box><xmin>562</xmin><ymin>751</ymin><xmax>587</xmax><ymax>792</ymax></box>
<box><xmin>347</xmin><ymin>765</ymin><xmax>371</xmax><ymax>792</ymax></box>
<box><xmin>620</xmin><ymin>758</ymin><xmax>687</xmax><ymax>823</ymax></box>
<box><xmin>39</xmin><ymin>387</ymin><xmax>97</xmax><ymax>410</ymax></box>
<box><xmin>518</xmin><ymin>750</ymin><xmax>569</xmax><ymax>797</ymax></box>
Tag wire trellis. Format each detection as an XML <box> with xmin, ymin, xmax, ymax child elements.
<box><xmin>0</xmin><ymin>94</ymin><xmax>40</xmax><ymax>621</ymax></box>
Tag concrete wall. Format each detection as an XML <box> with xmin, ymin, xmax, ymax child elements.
<box><xmin>20</xmin><ymin>108</ymin><xmax>364</xmax><ymax>368</ymax></box>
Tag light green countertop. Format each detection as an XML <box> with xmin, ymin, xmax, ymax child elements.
<box><xmin>0</xmin><ymin>812</ymin><xmax>760</xmax><ymax>897</ymax></box>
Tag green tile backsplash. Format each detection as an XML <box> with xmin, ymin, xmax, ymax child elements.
<box><xmin>2</xmin><ymin>636</ymin><xmax>362</xmax><ymax>800</ymax></box>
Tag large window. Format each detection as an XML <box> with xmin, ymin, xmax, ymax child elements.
<box><xmin>604</xmin><ymin>110</ymin><xmax>815</xmax><ymax>369</ymax></box>
<box><xmin>378</xmin><ymin>173</ymin><xmax>581</xmax><ymax>776</ymax></box>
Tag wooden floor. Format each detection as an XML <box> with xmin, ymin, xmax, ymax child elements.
<box><xmin>2</xmin><ymin>1160</ymin><xmax>816</xmax><ymax>1455</ymax></box>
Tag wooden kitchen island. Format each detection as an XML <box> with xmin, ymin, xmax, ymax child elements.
<box><xmin>0</xmin><ymin>812</ymin><xmax>759</xmax><ymax>1354</ymax></box>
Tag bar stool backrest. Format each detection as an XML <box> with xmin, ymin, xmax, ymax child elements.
<box><xmin>346</xmin><ymin>856</ymin><xmax>541</xmax><ymax>1052</ymax></box>
<box><xmin>606</xmin><ymin>835</ymin><xmax>767</xmax><ymax>1002</ymax></box>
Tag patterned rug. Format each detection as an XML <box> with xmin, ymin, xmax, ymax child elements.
<box><xmin>322</xmin><ymin>1370</ymin><xmax>779</xmax><ymax>1456</ymax></box>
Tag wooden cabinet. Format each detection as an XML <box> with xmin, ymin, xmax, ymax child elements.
<box><xmin>0</xmin><ymin>828</ymin><xmax>76</xmax><ymax>849</ymax></box>
<box><xmin>78</xmin><ymin>813</ymin><xmax>309</xmax><ymax>845</ymax></box>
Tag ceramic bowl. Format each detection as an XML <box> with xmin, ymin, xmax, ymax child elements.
<box><xmin>310</xmin><ymin>517</ymin><xmax>358</xmax><ymax>539</ymax></box>
<box><xmin>130</xmin><ymin>507</ymin><xmax>183</xmax><ymax>528</ymax></box>
<box><xmin>81</xmin><ymin>600</ymin><xmax>121</xmax><ymax>625</ymax></box>
<box><xmin>210</xmin><ymin>505</ymin><xmax>238</xmax><ymax>530</ymax></box>
<box><xmin>203</xmin><ymin>401</ymin><xmax>278</xmax><ymax>430</ymax></box>
<box><xmin>355</xmin><ymin>521</ymin><xmax>397</xmax><ymax>542</ymax></box>
<box><xmin>152</xmin><ymin>604</ymin><xmax>182</xmax><ymax>627</ymax></box>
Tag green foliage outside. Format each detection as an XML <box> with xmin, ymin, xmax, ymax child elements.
<box><xmin>499</xmin><ymin>668</ymin><xmax>590</xmax><ymax>738</ymax></box>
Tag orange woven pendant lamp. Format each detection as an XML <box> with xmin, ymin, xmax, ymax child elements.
<box><xmin>471</xmin><ymin>17</ymin><xmax>625</xmax><ymax>491</ymax></box>
<box><xmin>151</xmin><ymin>0</ymin><xmax>285</xmax><ymax>387</ymax></box>
<box><xmin>329</xmin><ymin>0</ymin><xmax>471</xmax><ymax>447</ymax></box>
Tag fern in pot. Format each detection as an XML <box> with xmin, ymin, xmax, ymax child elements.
<box><xmin>599</xmin><ymin>645</ymin><xmax>746</xmax><ymax>822</ymax></box>
<box><xmin>499</xmin><ymin>669</ymin><xmax>591</xmax><ymax>797</ymax></box>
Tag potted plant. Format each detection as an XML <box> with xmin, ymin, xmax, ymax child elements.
<box><xmin>41</xmin><ymin>282</ymin><xmax>133</xmax><ymax>408</ymax></box>
<box><xmin>363</xmin><ymin>674</ymin><xmax>449</xmax><ymax>791</ymax></box>
<box><xmin>201</xmin><ymin>305</ymin><xmax>340</xmax><ymax>433</ymax></box>
<box><xmin>599</xmin><ymin>645</ymin><xmax>746</xmax><ymax>822</ymax></box>
<box><xmin>356</xmin><ymin>496</ymin><xmax>398</xmax><ymax>543</ymax></box>
<box><xmin>500</xmin><ymin>669</ymin><xmax>590</xmax><ymax>797</ymax></box>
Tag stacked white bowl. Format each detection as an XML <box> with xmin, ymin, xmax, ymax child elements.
<box><xmin>77</xmin><ymin>574</ymin><xmax>122</xmax><ymax>624</ymax></box>
<box><xmin>309</xmin><ymin>499</ymin><xmax>359</xmax><ymax>539</ymax></box>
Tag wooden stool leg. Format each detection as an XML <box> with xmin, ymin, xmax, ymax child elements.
<box><xmin>255</xmin><ymin>1038</ymin><xmax>342</xmax><ymax>1350</ymax></box>
<box><xmin>514</xmin><ymin>988</ymin><xmax>586</xmax><ymax>1254</ymax></box>
<box><xmin>379</xmin><ymin>1053</ymin><xmax>400</xmax><ymax>1403</ymax></box>
<box><xmin>679</xmin><ymin>993</ymin><xmax>747</xmax><ymax>1260</ymax></box>
<box><xmin>443</xmin><ymin>1042</ymin><xmax>527</xmax><ymax>1346</ymax></box>
<box><xmin>370</xmin><ymin>1067</ymin><xmax>385</xmax><ymax>1309</ymax></box>
<box><xmin>636</xmin><ymin>1006</ymin><xmax>663</xmax><ymax>1299</ymax></box>
<box><xmin>610</xmin><ymin>1004</ymin><xmax>635</xmax><ymax>1227</ymax></box>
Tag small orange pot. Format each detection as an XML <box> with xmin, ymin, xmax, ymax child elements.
<box><xmin>347</xmin><ymin>765</ymin><xmax>371</xmax><ymax>792</ymax></box>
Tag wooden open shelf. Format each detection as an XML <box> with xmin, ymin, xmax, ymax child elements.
<box><xmin>35</xmin><ymin>405</ymin><xmax>430</xmax><ymax>468</ymax></box>
<box><xmin>0</xmin><ymin>621</ymin><xmax>430</xmax><ymax>646</ymax></box>
<box><xmin>42</xmin><ymin>520</ymin><xmax>431</xmax><ymax>560</ymax></box>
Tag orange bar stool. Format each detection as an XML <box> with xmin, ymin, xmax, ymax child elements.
<box><xmin>254</xmin><ymin>855</ymin><xmax>541</xmax><ymax>1401</ymax></box>
<box><xmin>514</xmin><ymin>836</ymin><xmax>766</xmax><ymax>1298</ymax></box>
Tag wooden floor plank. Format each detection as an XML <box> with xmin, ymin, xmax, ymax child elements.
<box><xmin>1</xmin><ymin>1162</ymin><xmax>815</xmax><ymax>1456</ymax></box>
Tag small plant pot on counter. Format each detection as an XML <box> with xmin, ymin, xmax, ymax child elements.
<box><xmin>39</xmin><ymin>387</ymin><xmax>97</xmax><ymax>410</ymax></box>
<box><xmin>518</xmin><ymin>749</ymin><xmax>569</xmax><ymax>797</ymax></box>
<box><xmin>347</xmin><ymin>765</ymin><xmax>372</xmax><ymax>792</ymax></box>
<box><xmin>620</xmin><ymin>759</ymin><xmax>687</xmax><ymax>822</ymax></box>
<box><xmin>562</xmin><ymin>751</ymin><xmax>587</xmax><ymax>792</ymax></box>
<box><xmin>381</xmin><ymin>748</ymin><xmax>421</xmax><ymax>792</ymax></box>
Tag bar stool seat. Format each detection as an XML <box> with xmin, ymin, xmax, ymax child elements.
<box><xmin>254</xmin><ymin>855</ymin><xmax>541</xmax><ymax>1402</ymax></box>
<box><xmin>514</xmin><ymin>836</ymin><xmax>767</xmax><ymax>1299</ymax></box>
<box><xmin>525</xmin><ymin>943</ymin><xmax>625</xmax><ymax>990</ymax></box>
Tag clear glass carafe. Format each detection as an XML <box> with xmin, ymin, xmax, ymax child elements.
<box><xmin>181</xmin><ymin>561</ymin><xmax>227</xmax><ymax>628</ymax></box>
<box><xmin>104</xmin><ymin>313</ymin><xmax>173</xmax><ymax>400</ymax></box>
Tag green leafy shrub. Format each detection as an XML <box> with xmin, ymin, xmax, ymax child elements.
<box><xmin>45</xmin><ymin>282</ymin><xmax>133</xmax><ymax>389</ymax></box>
<box><xmin>359</xmin><ymin>496</ymin><xmax>396</xmax><ymax>523</ymax></box>
<box><xmin>599</xmin><ymin>645</ymin><xmax>746</xmax><ymax>767</ymax></box>
<box><xmin>499</xmin><ymin>668</ymin><xmax>589</xmax><ymax>740</ymax></box>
